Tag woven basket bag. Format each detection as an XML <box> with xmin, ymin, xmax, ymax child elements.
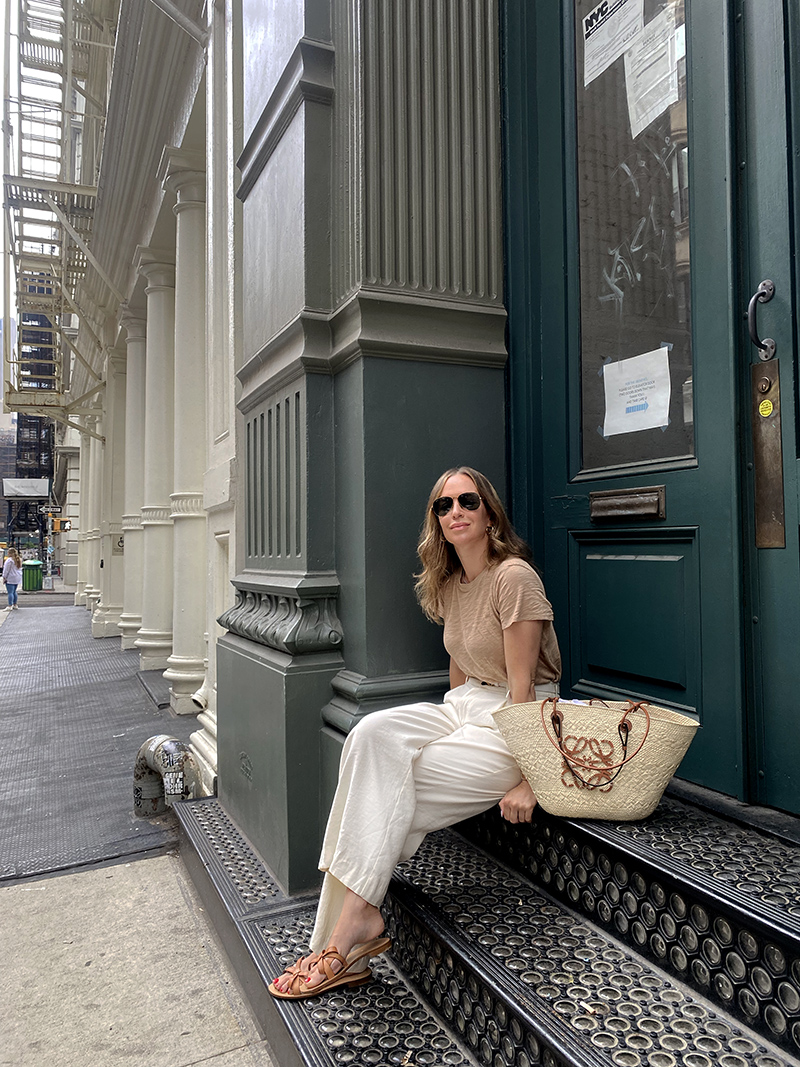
<box><xmin>492</xmin><ymin>697</ymin><xmax>699</xmax><ymax>821</ymax></box>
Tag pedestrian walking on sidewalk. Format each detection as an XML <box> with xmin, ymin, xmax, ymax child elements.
<box><xmin>270</xmin><ymin>465</ymin><xmax>562</xmax><ymax>1000</ymax></box>
<box><xmin>2</xmin><ymin>548</ymin><xmax>22</xmax><ymax>610</ymax></box>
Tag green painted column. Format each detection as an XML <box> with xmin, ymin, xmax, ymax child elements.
<box><xmin>218</xmin><ymin>0</ymin><xmax>509</xmax><ymax>893</ymax></box>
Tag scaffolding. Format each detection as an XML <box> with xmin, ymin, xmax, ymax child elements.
<box><xmin>3</xmin><ymin>0</ymin><xmax>116</xmax><ymax>438</ymax></box>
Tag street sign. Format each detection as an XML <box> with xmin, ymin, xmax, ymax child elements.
<box><xmin>37</xmin><ymin>505</ymin><xmax>62</xmax><ymax>514</ymax></box>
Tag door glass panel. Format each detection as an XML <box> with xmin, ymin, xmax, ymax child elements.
<box><xmin>575</xmin><ymin>0</ymin><xmax>693</xmax><ymax>471</ymax></box>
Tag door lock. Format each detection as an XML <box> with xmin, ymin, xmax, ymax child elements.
<box><xmin>748</xmin><ymin>279</ymin><xmax>784</xmax><ymax>549</ymax></box>
<box><xmin>751</xmin><ymin>359</ymin><xmax>784</xmax><ymax>547</ymax></box>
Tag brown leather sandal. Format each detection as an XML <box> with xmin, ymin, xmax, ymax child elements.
<box><xmin>269</xmin><ymin>937</ymin><xmax>391</xmax><ymax>1000</ymax></box>
<box><xmin>272</xmin><ymin>952</ymin><xmax>317</xmax><ymax>986</ymax></box>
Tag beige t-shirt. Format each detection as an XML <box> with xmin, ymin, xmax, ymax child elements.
<box><xmin>439</xmin><ymin>557</ymin><xmax>561</xmax><ymax>689</ymax></box>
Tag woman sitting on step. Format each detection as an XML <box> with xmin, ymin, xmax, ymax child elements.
<box><xmin>270</xmin><ymin>466</ymin><xmax>562</xmax><ymax>1000</ymax></box>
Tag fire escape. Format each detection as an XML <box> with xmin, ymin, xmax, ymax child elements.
<box><xmin>3</xmin><ymin>0</ymin><xmax>117</xmax><ymax>442</ymax></box>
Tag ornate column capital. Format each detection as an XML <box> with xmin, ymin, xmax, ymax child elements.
<box><xmin>134</xmin><ymin>246</ymin><xmax>175</xmax><ymax>290</ymax></box>
<box><xmin>119</xmin><ymin>307</ymin><xmax>147</xmax><ymax>342</ymax></box>
<box><xmin>106</xmin><ymin>347</ymin><xmax>127</xmax><ymax>375</ymax></box>
<box><xmin>80</xmin><ymin>413</ymin><xmax>101</xmax><ymax>440</ymax></box>
<box><xmin>159</xmin><ymin>146</ymin><xmax>206</xmax><ymax>204</ymax></box>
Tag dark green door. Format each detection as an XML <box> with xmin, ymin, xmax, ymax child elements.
<box><xmin>505</xmin><ymin>0</ymin><xmax>800</xmax><ymax>812</ymax></box>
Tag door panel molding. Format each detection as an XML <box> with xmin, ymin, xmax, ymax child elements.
<box><xmin>568</xmin><ymin>528</ymin><xmax>700</xmax><ymax>712</ymax></box>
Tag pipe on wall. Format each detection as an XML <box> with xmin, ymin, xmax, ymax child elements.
<box><xmin>133</xmin><ymin>734</ymin><xmax>200</xmax><ymax>817</ymax></box>
<box><xmin>191</xmin><ymin>677</ymin><xmax>209</xmax><ymax>710</ymax></box>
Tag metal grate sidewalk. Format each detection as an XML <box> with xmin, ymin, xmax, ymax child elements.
<box><xmin>0</xmin><ymin>606</ymin><xmax>198</xmax><ymax>880</ymax></box>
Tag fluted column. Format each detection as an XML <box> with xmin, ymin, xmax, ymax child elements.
<box><xmin>74</xmin><ymin>426</ymin><xmax>91</xmax><ymax>605</ymax></box>
<box><xmin>58</xmin><ymin>434</ymin><xmax>81</xmax><ymax>589</ymax></box>
<box><xmin>159</xmin><ymin>148</ymin><xmax>208</xmax><ymax>714</ymax></box>
<box><xmin>134</xmin><ymin>248</ymin><xmax>176</xmax><ymax>670</ymax></box>
<box><xmin>92</xmin><ymin>350</ymin><xmax>126</xmax><ymax>638</ymax></box>
<box><xmin>84</xmin><ymin>417</ymin><xmax>103</xmax><ymax>614</ymax></box>
<box><xmin>118</xmin><ymin>314</ymin><xmax>147</xmax><ymax>649</ymax></box>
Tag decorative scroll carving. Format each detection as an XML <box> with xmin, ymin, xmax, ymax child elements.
<box><xmin>122</xmin><ymin>512</ymin><xmax>143</xmax><ymax>531</ymax></box>
<box><xmin>218</xmin><ymin>588</ymin><xmax>343</xmax><ymax>654</ymax></box>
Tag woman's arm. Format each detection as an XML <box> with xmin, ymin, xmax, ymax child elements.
<box><xmin>499</xmin><ymin>618</ymin><xmax>544</xmax><ymax>823</ymax></box>
<box><xmin>449</xmin><ymin>658</ymin><xmax>467</xmax><ymax>690</ymax></box>
<box><xmin>502</xmin><ymin>619</ymin><xmax>543</xmax><ymax>704</ymax></box>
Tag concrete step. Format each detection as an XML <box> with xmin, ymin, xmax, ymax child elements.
<box><xmin>457</xmin><ymin>793</ymin><xmax>800</xmax><ymax>1058</ymax></box>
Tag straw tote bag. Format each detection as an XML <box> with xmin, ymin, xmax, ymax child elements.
<box><xmin>492</xmin><ymin>697</ymin><xmax>698</xmax><ymax>821</ymax></box>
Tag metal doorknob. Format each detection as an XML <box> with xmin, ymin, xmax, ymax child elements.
<box><xmin>747</xmin><ymin>279</ymin><xmax>776</xmax><ymax>360</ymax></box>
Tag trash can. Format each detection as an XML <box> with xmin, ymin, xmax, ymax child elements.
<box><xmin>22</xmin><ymin>559</ymin><xmax>43</xmax><ymax>592</ymax></box>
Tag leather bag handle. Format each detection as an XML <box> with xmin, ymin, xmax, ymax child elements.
<box><xmin>540</xmin><ymin>697</ymin><xmax>651</xmax><ymax>790</ymax></box>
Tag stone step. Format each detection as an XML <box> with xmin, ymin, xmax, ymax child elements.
<box><xmin>385</xmin><ymin>826</ymin><xmax>797</xmax><ymax>1067</ymax></box>
<box><xmin>457</xmin><ymin>792</ymin><xmax>800</xmax><ymax>1059</ymax></box>
<box><xmin>174</xmin><ymin>797</ymin><xmax>481</xmax><ymax>1067</ymax></box>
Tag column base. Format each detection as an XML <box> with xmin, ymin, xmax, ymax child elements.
<box><xmin>190</xmin><ymin>709</ymin><xmax>217</xmax><ymax>795</ymax></box>
<box><xmin>164</xmin><ymin>655</ymin><xmax>206</xmax><ymax>715</ymax></box>
<box><xmin>118</xmin><ymin>613</ymin><xmax>143</xmax><ymax>649</ymax></box>
<box><xmin>135</xmin><ymin>629</ymin><xmax>173</xmax><ymax>671</ymax></box>
<box><xmin>169</xmin><ymin>691</ymin><xmax>200</xmax><ymax>716</ymax></box>
<box><xmin>217</xmin><ymin>633</ymin><xmax>342</xmax><ymax>893</ymax></box>
<box><xmin>74</xmin><ymin>581</ymin><xmax>87</xmax><ymax>606</ymax></box>
<box><xmin>91</xmin><ymin>606</ymin><xmax>124</xmax><ymax>639</ymax></box>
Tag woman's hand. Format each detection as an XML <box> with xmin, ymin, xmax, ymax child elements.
<box><xmin>499</xmin><ymin>779</ymin><xmax>538</xmax><ymax>823</ymax></box>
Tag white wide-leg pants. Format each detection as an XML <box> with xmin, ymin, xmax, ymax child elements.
<box><xmin>309</xmin><ymin>678</ymin><xmax>558</xmax><ymax>954</ymax></box>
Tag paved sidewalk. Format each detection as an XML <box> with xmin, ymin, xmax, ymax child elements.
<box><xmin>0</xmin><ymin>604</ymin><xmax>194</xmax><ymax>878</ymax></box>
<box><xmin>0</xmin><ymin>601</ymin><xmax>277</xmax><ymax>1067</ymax></box>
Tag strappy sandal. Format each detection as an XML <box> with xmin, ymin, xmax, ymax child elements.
<box><xmin>269</xmin><ymin>936</ymin><xmax>391</xmax><ymax>1000</ymax></box>
<box><xmin>272</xmin><ymin>952</ymin><xmax>317</xmax><ymax>987</ymax></box>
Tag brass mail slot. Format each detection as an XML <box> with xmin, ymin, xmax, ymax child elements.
<box><xmin>590</xmin><ymin>485</ymin><xmax>666</xmax><ymax>521</ymax></box>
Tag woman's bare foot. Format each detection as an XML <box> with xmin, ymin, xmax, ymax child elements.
<box><xmin>273</xmin><ymin>889</ymin><xmax>386</xmax><ymax>993</ymax></box>
<box><xmin>272</xmin><ymin>951</ymin><xmax>320</xmax><ymax>994</ymax></box>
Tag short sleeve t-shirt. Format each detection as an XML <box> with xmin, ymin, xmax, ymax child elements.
<box><xmin>439</xmin><ymin>557</ymin><xmax>561</xmax><ymax>689</ymax></box>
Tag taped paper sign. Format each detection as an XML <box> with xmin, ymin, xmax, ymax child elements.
<box><xmin>624</xmin><ymin>6</ymin><xmax>679</xmax><ymax>139</ymax></box>
<box><xmin>603</xmin><ymin>348</ymin><xmax>671</xmax><ymax>436</ymax></box>
<box><xmin>583</xmin><ymin>0</ymin><xmax>644</xmax><ymax>87</ymax></box>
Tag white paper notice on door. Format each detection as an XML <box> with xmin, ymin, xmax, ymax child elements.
<box><xmin>603</xmin><ymin>348</ymin><xmax>671</xmax><ymax>436</ymax></box>
<box><xmin>624</xmin><ymin>6</ymin><xmax>679</xmax><ymax>139</ymax></box>
<box><xmin>583</xmin><ymin>0</ymin><xmax>644</xmax><ymax>87</ymax></box>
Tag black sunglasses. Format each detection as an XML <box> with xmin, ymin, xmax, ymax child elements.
<box><xmin>432</xmin><ymin>492</ymin><xmax>482</xmax><ymax>517</ymax></box>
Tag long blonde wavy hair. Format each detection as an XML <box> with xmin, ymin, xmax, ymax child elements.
<box><xmin>414</xmin><ymin>466</ymin><xmax>533</xmax><ymax>623</ymax></box>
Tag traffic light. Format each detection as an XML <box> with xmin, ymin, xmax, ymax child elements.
<box><xmin>53</xmin><ymin>518</ymin><xmax>72</xmax><ymax>532</ymax></box>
